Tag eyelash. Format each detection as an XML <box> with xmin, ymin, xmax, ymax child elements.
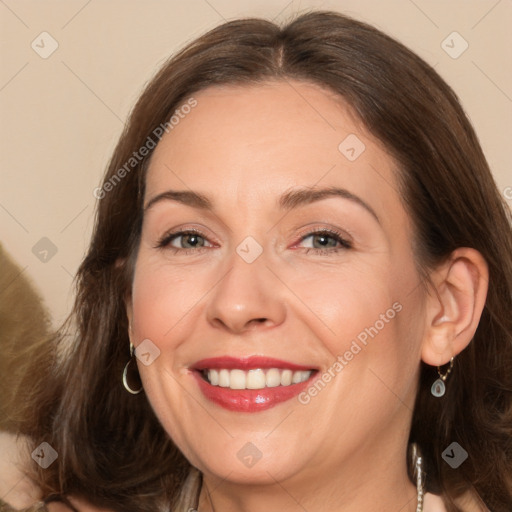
<box><xmin>155</xmin><ymin>228</ymin><xmax>352</xmax><ymax>255</ymax></box>
<box><xmin>297</xmin><ymin>228</ymin><xmax>352</xmax><ymax>254</ymax></box>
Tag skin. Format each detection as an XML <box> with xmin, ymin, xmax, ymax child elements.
<box><xmin>124</xmin><ymin>80</ymin><xmax>489</xmax><ymax>512</ymax></box>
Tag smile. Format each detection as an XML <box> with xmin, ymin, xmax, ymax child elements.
<box><xmin>191</xmin><ymin>356</ymin><xmax>318</xmax><ymax>412</ymax></box>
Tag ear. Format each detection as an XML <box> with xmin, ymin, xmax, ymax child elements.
<box><xmin>421</xmin><ymin>248</ymin><xmax>489</xmax><ymax>366</ymax></box>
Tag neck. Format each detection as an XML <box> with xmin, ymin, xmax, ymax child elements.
<box><xmin>196</xmin><ymin>420</ymin><xmax>418</xmax><ymax>512</ymax></box>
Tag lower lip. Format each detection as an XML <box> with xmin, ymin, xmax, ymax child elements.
<box><xmin>192</xmin><ymin>371</ymin><xmax>315</xmax><ymax>412</ymax></box>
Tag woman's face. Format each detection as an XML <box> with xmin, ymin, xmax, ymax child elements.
<box><xmin>127</xmin><ymin>81</ymin><xmax>426</xmax><ymax>486</ymax></box>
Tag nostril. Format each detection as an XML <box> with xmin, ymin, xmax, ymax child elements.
<box><xmin>246</xmin><ymin>318</ymin><xmax>268</xmax><ymax>327</ymax></box>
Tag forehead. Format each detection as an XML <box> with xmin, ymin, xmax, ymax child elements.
<box><xmin>144</xmin><ymin>80</ymin><xmax>405</xmax><ymax>230</ymax></box>
<box><xmin>149</xmin><ymin>80</ymin><xmax>374</xmax><ymax>172</ymax></box>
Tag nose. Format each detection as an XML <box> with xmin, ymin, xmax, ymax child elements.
<box><xmin>205</xmin><ymin>244</ymin><xmax>286</xmax><ymax>335</ymax></box>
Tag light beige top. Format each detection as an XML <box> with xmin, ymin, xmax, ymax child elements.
<box><xmin>424</xmin><ymin>492</ymin><xmax>448</xmax><ymax>512</ymax></box>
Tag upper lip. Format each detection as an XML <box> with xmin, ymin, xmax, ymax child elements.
<box><xmin>192</xmin><ymin>356</ymin><xmax>317</xmax><ymax>371</ymax></box>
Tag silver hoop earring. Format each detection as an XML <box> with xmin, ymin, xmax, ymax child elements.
<box><xmin>122</xmin><ymin>343</ymin><xmax>143</xmax><ymax>394</ymax></box>
<box><xmin>431</xmin><ymin>357</ymin><xmax>454</xmax><ymax>397</ymax></box>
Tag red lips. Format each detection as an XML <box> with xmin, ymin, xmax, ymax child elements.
<box><xmin>192</xmin><ymin>355</ymin><xmax>315</xmax><ymax>371</ymax></box>
<box><xmin>190</xmin><ymin>356</ymin><xmax>317</xmax><ymax>413</ymax></box>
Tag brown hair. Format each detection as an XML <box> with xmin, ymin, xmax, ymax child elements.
<box><xmin>20</xmin><ymin>10</ymin><xmax>512</xmax><ymax>512</ymax></box>
<box><xmin>0</xmin><ymin>244</ymin><xmax>51</xmax><ymax>433</ymax></box>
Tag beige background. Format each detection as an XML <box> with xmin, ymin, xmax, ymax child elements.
<box><xmin>1</xmin><ymin>0</ymin><xmax>511</xmax><ymax>327</ymax></box>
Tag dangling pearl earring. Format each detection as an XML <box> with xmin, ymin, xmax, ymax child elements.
<box><xmin>431</xmin><ymin>357</ymin><xmax>454</xmax><ymax>397</ymax></box>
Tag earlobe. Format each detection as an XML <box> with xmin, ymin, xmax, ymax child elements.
<box><xmin>421</xmin><ymin>248</ymin><xmax>489</xmax><ymax>367</ymax></box>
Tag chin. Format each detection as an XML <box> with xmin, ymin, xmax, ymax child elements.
<box><xmin>199</xmin><ymin>455</ymin><xmax>305</xmax><ymax>485</ymax></box>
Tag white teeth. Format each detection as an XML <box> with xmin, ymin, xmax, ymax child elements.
<box><xmin>292</xmin><ymin>371</ymin><xmax>302</xmax><ymax>384</ymax></box>
<box><xmin>204</xmin><ymin>368</ymin><xmax>312</xmax><ymax>390</ymax></box>
<box><xmin>229</xmin><ymin>369</ymin><xmax>246</xmax><ymax>390</ymax></box>
<box><xmin>208</xmin><ymin>369</ymin><xmax>219</xmax><ymax>386</ymax></box>
<box><xmin>219</xmin><ymin>369</ymin><xmax>230</xmax><ymax>387</ymax></box>
<box><xmin>281</xmin><ymin>369</ymin><xmax>292</xmax><ymax>386</ymax></box>
<box><xmin>265</xmin><ymin>368</ymin><xmax>281</xmax><ymax>387</ymax></box>
<box><xmin>247</xmin><ymin>369</ymin><xmax>266</xmax><ymax>389</ymax></box>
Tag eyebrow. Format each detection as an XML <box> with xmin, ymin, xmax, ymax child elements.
<box><xmin>144</xmin><ymin>186</ymin><xmax>380</xmax><ymax>224</ymax></box>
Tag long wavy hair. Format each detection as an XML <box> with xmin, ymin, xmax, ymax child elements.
<box><xmin>19</xmin><ymin>10</ymin><xmax>512</xmax><ymax>512</ymax></box>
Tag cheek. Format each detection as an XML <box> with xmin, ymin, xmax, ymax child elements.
<box><xmin>130</xmin><ymin>257</ymin><xmax>210</xmax><ymax>341</ymax></box>
<box><xmin>129</xmin><ymin>261</ymin><xmax>200</xmax><ymax>448</ymax></box>
<box><xmin>287</xmin><ymin>258</ymin><xmax>419</xmax><ymax>402</ymax></box>
<box><xmin>283</xmin><ymin>261</ymin><xmax>401</xmax><ymax>348</ymax></box>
